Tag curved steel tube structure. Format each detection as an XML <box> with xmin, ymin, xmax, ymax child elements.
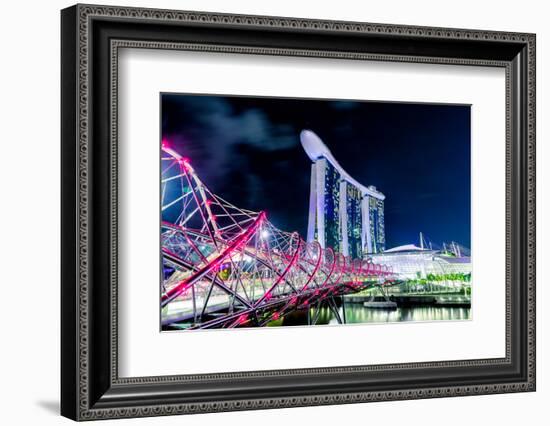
<box><xmin>161</xmin><ymin>144</ymin><xmax>395</xmax><ymax>329</ymax></box>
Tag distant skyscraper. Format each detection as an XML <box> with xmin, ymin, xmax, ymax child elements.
<box><xmin>301</xmin><ymin>130</ymin><xmax>385</xmax><ymax>257</ymax></box>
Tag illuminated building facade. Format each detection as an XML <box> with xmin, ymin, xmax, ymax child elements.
<box><xmin>301</xmin><ymin>130</ymin><xmax>386</xmax><ymax>257</ymax></box>
<box><xmin>370</xmin><ymin>244</ymin><xmax>471</xmax><ymax>280</ymax></box>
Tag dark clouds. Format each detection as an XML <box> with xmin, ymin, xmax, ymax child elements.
<box><xmin>162</xmin><ymin>96</ymin><xmax>299</xmax><ymax>184</ymax></box>
<box><xmin>162</xmin><ymin>94</ymin><xmax>471</xmax><ymax>248</ymax></box>
<box><xmin>162</xmin><ymin>95</ymin><xmax>309</xmax><ymax>229</ymax></box>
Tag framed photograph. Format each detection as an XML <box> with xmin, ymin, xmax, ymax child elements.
<box><xmin>61</xmin><ymin>4</ymin><xmax>536</xmax><ymax>421</ymax></box>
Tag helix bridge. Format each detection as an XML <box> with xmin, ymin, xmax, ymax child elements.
<box><xmin>161</xmin><ymin>144</ymin><xmax>397</xmax><ymax>330</ymax></box>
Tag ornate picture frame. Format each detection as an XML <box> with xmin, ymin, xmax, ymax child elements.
<box><xmin>61</xmin><ymin>4</ymin><xmax>535</xmax><ymax>420</ymax></box>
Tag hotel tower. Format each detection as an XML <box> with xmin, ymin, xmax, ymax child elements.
<box><xmin>300</xmin><ymin>130</ymin><xmax>385</xmax><ymax>257</ymax></box>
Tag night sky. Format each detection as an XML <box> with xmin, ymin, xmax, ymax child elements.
<box><xmin>161</xmin><ymin>94</ymin><xmax>471</xmax><ymax>249</ymax></box>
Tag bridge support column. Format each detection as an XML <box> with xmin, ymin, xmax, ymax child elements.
<box><xmin>341</xmin><ymin>295</ymin><xmax>347</xmax><ymax>324</ymax></box>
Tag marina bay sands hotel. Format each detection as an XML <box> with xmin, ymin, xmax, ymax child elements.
<box><xmin>300</xmin><ymin>130</ymin><xmax>386</xmax><ymax>258</ymax></box>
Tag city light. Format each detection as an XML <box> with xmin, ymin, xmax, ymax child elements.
<box><xmin>161</xmin><ymin>129</ymin><xmax>471</xmax><ymax>331</ymax></box>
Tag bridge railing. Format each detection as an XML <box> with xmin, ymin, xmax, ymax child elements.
<box><xmin>160</xmin><ymin>145</ymin><xmax>396</xmax><ymax>329</ymax></box>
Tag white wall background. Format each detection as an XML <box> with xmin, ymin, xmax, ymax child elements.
<box><xmin>0</xmin><ymin>0</ymin><xmax>546</xmax><ymax>424</ymax></box>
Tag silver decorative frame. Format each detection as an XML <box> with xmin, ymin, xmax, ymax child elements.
<box><xmin>61</xmin><ymin>4</ymin><xmax>536</xmax><ymax>421</ymax></box>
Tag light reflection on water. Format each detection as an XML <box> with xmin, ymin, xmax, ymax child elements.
<box><xmin>280</xmin><ymin>305</ymin><xmax>471</xmax><ymax>327</ymax></box>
